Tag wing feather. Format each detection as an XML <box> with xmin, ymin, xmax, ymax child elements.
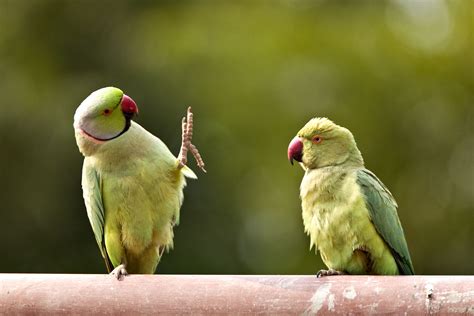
<box><xmin>82</xmin><ymin>160</ymin><xmax>113</xmax><ymax>273</ymax></box>
<box><xmin>356</xmin><ymin>169</ymin><xmax>415</xmax><ymax>275</ymax></box>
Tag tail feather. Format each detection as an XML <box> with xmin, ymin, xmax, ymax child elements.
<box><xmin>180</xmin><ymin>164</ymin><xmax>197</xmax><ymax>179</ymax></box>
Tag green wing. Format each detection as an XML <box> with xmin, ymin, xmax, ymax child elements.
<box><xmin>82</xmin><ymin>160</ymin><xmax>113</xmax><ymax>273</ymax></box>
<box><xmin>356</xmin><ymin>169</ymin><xmax>415</xmax><ymax>275</ymax></box>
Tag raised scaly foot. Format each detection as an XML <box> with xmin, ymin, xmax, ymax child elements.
<box><xmin>178</xmin><ymin>107</ymin><xmax>206</xmax><ymax>173</ymax></box>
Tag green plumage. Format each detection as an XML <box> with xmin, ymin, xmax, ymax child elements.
<box><xmin>356</xmin><ymin>169</ymin><xmax>414</xmax><ymax>275</ymax></box>
<box><xmin>290</xmin><ymin>117</ymin><xmax>414</xmax><ymax>275</ymax></box>
<box><xmin>82</xmin><ymin>164</ymin><xmax>111</xmax><ymax>271</ymax></box>
<box><xmin>75</xmin><ymin>87</ymin><xmax>196</xmax><ymax>275</ymax></box>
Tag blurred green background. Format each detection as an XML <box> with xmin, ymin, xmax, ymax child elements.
<box><xmin>0</xmin><ymin>0</ymin><xmax>472</xmax><ymax>275</ymax></box>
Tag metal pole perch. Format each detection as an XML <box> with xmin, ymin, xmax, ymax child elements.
<box><xmin>0</xmin><ymin>274</ymin><xmax>473</xmax><ymax>314</ymax></box>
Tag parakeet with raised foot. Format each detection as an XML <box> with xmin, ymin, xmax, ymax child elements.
<box><xmin>74</xmin><ymin>87</ymin><xmax>206</xmax><ymax>279</ymax></box>
<box><xmin>288</xmin><ymin>118</ymin><xmax>414</xmax><ymax>276</ymax></box>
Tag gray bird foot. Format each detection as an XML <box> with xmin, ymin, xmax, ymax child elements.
<box><xmin>110</xmin><ymin>264</ymin><xmax>128</xmax><ymax>280</ymax></box>
<box><xmin>178</xmin><ymin>107</ymin><xmax>206</xmax><ymax>173</ymax></box>
<box><xmin>316</xmin><ymin>269</ymin><xmax>345</xmax><ymax>278</ymax></box>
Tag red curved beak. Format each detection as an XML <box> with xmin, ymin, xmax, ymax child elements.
<box><xmin>288</xmin><ymin>136</ymin><xmax>303</xmax><ymax>165</ymax></box>
<box><xmin>121</xmin><ymin>94</ymin><xmax>139</xmax><ymax>118</ymax></box>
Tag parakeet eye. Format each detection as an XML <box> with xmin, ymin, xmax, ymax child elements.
<box><xmin>103</xmin><ymin>109</ymin><xmax>111</xmax><ymax>116</ymax></box>
<box><xmin>312</xmin><ymin>135</ymin><xmax>323</xmax><ymax>144</ymax></box>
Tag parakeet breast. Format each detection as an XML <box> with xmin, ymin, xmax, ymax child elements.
<box><xmin>88</xmin><ymin>123</ymin><xmax>186</xmax><ymax>267</ymax></box>
<box><xmin>300</xmin><ymin>166</ymin><xmax>398</xmax><ymax>274</ymax></box>
<box><xmin>101</xmin><ymin>160</ymin><xmax>182</xmax><ymax>253</ymax></box>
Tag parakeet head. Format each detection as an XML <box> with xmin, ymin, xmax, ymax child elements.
<box><xmin>288</xmin><ymin>117</ymin><xmax>364</xmax><ymax>169</ymax></box>
<box><xmin>74</xmin><ymin>87</ymin><xmax>138</xmax><ymax>142</ymax></box>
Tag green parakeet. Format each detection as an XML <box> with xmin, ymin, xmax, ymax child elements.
<box><xmin>74</xmin><ymin>87</ymin><xmax>205</xmax><ymax>278</ymax></box>
<box><xmin>288</xmin><ymin>117</ymin><xmax>414</xmax><ymax>276</ymax></box>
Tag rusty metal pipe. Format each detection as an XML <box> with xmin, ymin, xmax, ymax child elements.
<box><xmin>0</xmin><ymin>274</ymin><xmax>473</xmax><ymax>314</ymax></box>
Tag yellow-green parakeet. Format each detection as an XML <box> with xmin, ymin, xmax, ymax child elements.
<box><xmin>288</xmin><ymin>117</ymin><xmax>414</xmax><ymax>276</ymax></box>
<box><xmin>74</xmin><ymin>87</ymin><xmax>205</xmax><ymax>279</ymax></box>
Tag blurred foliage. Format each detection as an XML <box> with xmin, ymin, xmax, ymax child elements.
<box><xmin>0</xmin><ymin>0</ymin><xmax>472</xmax><ymax>275</ymax></box>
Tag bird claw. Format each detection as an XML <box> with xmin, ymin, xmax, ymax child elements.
<box><xmin>178</xmin><ymin>107</ymin><xmax>206</xmax><ymax>173</ymax></box>
<box><xmin>316</xmin><ymin>269</ymin><xmax>345</xmax><ymax>278</ymax></box>
<box><xmin>110</xmin><ymin>264</ymin><xmax>128</xmax><ymax>281</ymax></box>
